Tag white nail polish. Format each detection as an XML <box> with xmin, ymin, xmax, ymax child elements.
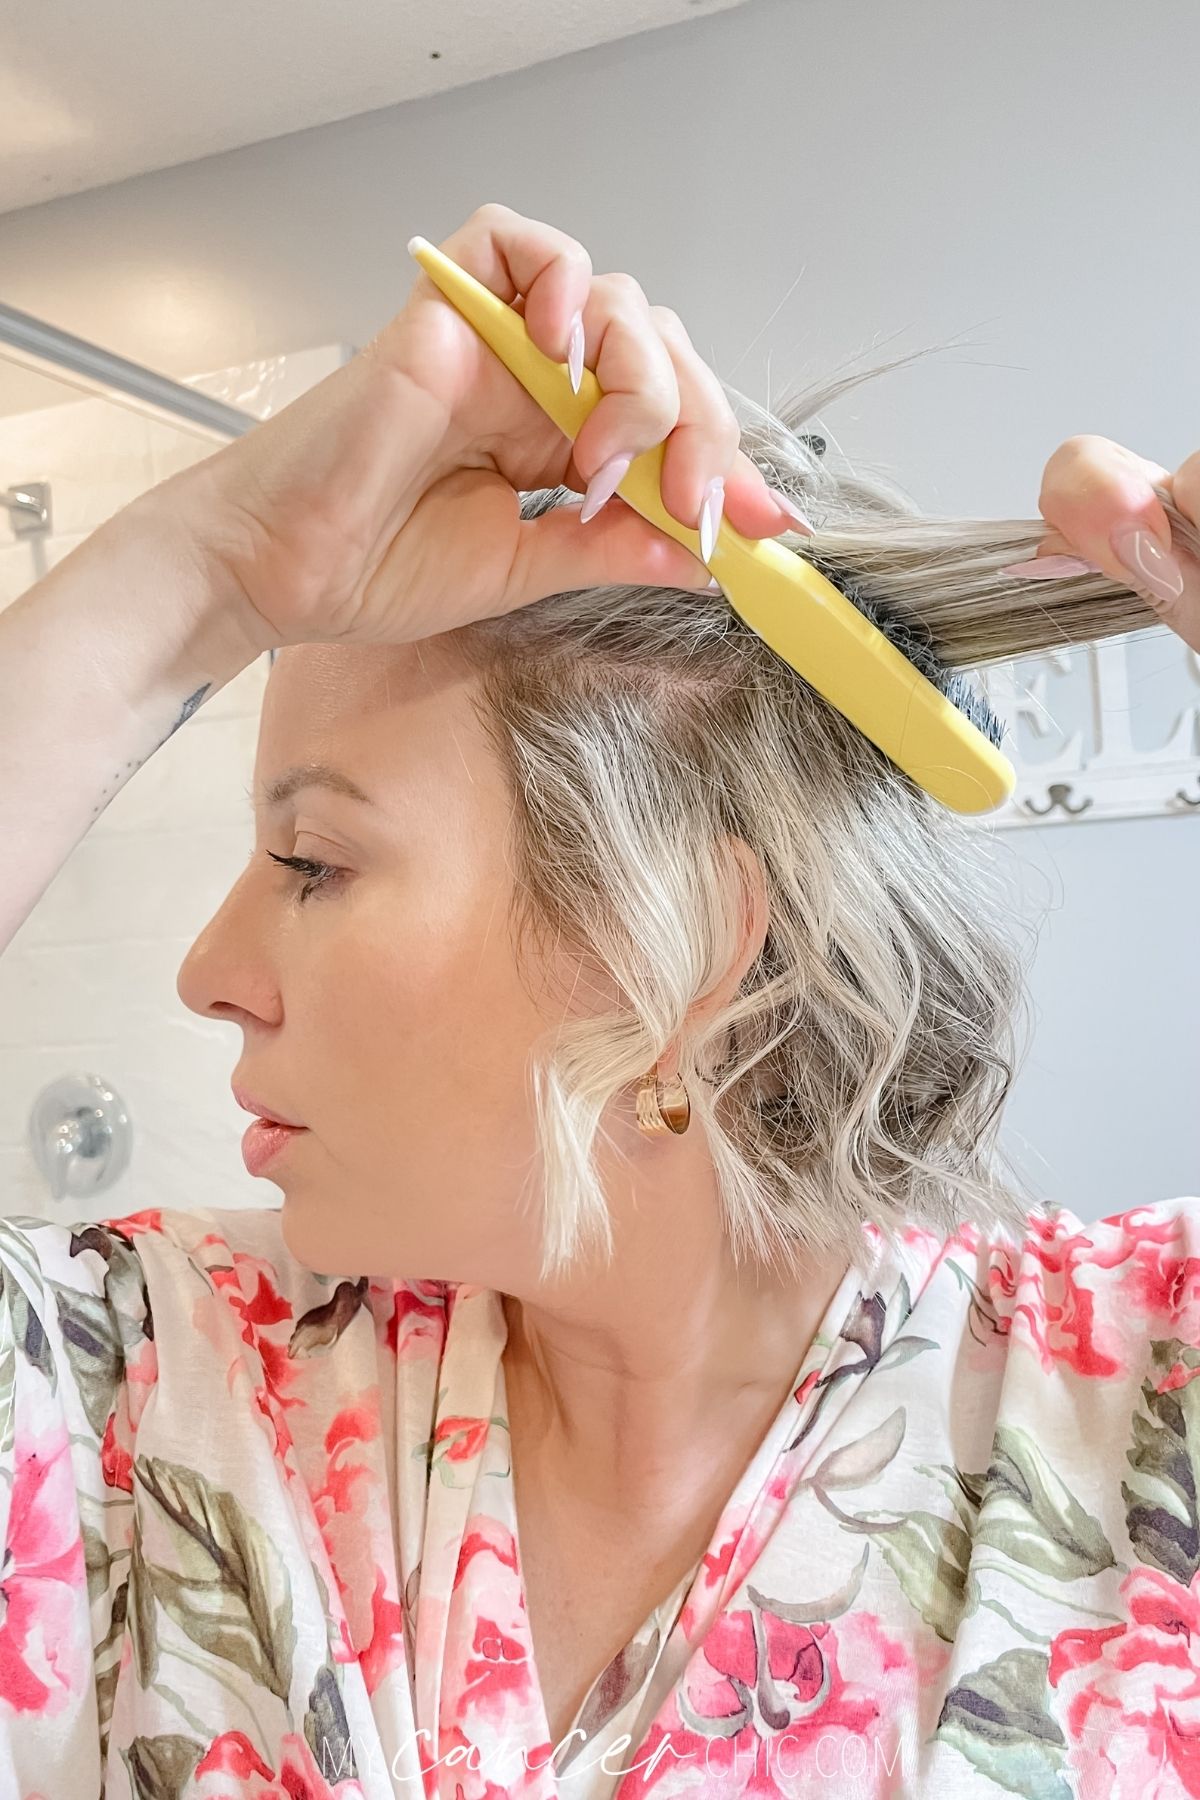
<box><xmin>580</xmin><ymin>451</ymin><xmax>633</xmax><ymax>524</ymax></box>
<box><xmin>567</xmin><ymin>311</ymin><xmax>584</xmax><ymax>397</ymax></box>
<box><xmin>699</xmin><ymin>476</ymin><xmax>725</xmax><ymax>566</ymax></box>
<box><xmin>1111</xmin><ymin>527</ymin><xmax>1185</xmax><ymax>606</ymax></box>
<box><xmin>768</xmin><ymin>488</ymin><xmax>815</xmax><ymax>535</ymax></box>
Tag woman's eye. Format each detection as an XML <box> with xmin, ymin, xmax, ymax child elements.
<box><xmin>266</xmin><ymin>850</ymin><xmax>345</xmax><ymax>904</ymax></box>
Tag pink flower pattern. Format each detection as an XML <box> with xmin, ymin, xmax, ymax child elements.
<box><xmin>1050</xmin><ymin>1566</ymin><xmax>1200</xmax><ymax>1796</ymax></box>
<box><xmin>0</xmin><ymin>1194</ymin><xmax>1198</xmax><ymax>1795</ymax></box>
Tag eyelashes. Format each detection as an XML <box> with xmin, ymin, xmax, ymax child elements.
<box><xmin>267</xmin><ymin>850</ymin><xmax>346</xmax><ymax>904</ymax></box>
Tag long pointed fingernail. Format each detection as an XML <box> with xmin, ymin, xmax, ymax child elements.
<box><xmin>699</xmin><ymin>476</ymin><xmax>725</xmax><ymax>565</ymax></box>
<box><xmin>567</xmin><ymin>310</ymin><xmax>584</xmax><ymax>396</ymax></box>
<box><xmin>1110</xmin><ymin>526</ymin><xmax>1185</xmax><ymax>606</ymax></box>
<box><xmin>580</xmin><ymin>451</ymin><xmax>633</xmax><ymax>523</ymax></box>
<box><xmin>999</xmin><ymin>554</ymin><xmax>1104</xmax><ymax>579</ymax></box>
<box><xmin>768</xmin><ymin>488</ymin><xmax>815</xmax><ymax>535</ymax></box>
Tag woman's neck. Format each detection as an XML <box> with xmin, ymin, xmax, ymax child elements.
<box><xmin>497</xmin><ymin>1143</ymin><xmax>850</xmax><ymax>1503</ymax></box>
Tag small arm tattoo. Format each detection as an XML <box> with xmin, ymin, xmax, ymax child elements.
<box><xmin>91</xmin><ymin>683</ymin><xmax>214</xmax><ymax>819</ymax></box>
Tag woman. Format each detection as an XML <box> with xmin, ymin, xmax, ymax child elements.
<box><xmin>1</xmin><ymin>202</ymin><xmax>1197</xmax><ymax>1798</ymax></box>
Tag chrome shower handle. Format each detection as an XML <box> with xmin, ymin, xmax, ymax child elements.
<box><xmin>28</xmin><ymin>1072</ymin><xmax>132</xmax><ymax>1203</ymax></box>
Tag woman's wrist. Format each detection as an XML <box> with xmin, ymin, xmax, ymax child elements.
<box><xmin>101</xmin><ymin>469</ymin><xmax>284</xmax><ymax>667</ymax></box>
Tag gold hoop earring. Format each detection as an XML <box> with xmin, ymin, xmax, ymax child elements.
<box><xmin>636</xmin><ymin>1064</ymin><xmax>691</xmax><ymax>1136</ymax></box>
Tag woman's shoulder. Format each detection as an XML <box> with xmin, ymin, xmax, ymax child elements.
<box><xmin>922</xmin><ymin>1191</ymin><xmax>1200</xmax><ymax>1383</ymax></box>
<box><xmin>2</xmin><ymin>1201</ymin><xmax>307</xmax><ymax>1302</ymax></box>
<box><xmin>961</xmin><ymin>1190</ymin><xmax>1200</xmax><ymax>1279</ymax></box>
<box><xmin>1</xmin><ymin>1202</ymin><xmax>459</xmax><ymax>1430</ymax></box>
<box><xmin>944</xmin><ymin>1189</ymin><xmax>1200</xmax><ymax>1258</ymax></box>
<box><xmin>0</xmin><ymin>1202</ymin><xmax>450</xmax><ymax>1349</ymax></box>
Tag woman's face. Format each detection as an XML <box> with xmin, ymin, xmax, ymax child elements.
<box><xmin>176</xmin><ymin>637</ymin><xmax>575</xmax><ymax>1286</ymax></box>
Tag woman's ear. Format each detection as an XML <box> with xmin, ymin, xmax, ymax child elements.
<box><xmin>686</xmin><ymin>834</ymin><xmax>770</xmax><ymax>1036</ymax></box>
<box><xmin>720</xmin><ymin>834</ymin><xmax>771</xmax><ymax>999</ymax></box>
<box><xmin>656</xmin><ymin>836</ymin><xmax>769</xmax><ymax>1087</ymax></box>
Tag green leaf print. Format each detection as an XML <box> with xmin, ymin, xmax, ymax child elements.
<box><xmin>1122</xmin><ymin>1338</ymin><xmax>1200</xmax><ymax>1584</ymax></box>
<box><xmin>135</xmin><ymin>1454</ymin><xmax>297</xmax><ymax>1700</ymax></box>
<box><xmin>976</xmin><ymin>1425</ymin><xmax>1116</xmax><ymax>1582</ymax></box>
<box><xmin>305</xmin><ymin>1661</ymin><xmax>360</xmax><ymax>1786</ymax></box>
<box><xmin>918</xmin><ymin>1462</ymin><xmax>986</xmax><ymax>1536</ymax></box>
<box><xmin>95</xmin><ymin>1572</ymin><xmax>129</xmax><ymax>1762</ymax></box>
<box><xmin>49</xmin><ymin>1280</ymin><xmax>129</xmax><ymax>1438</ymax></box>
<box><xmin>289</xmin><ymin>1277</ymin><xmax>370</xmax><ymax>1356</ymax></box>
<box><xmin>0</xmin><ymin>1258</ymin><xmax>56</xmax><ymax>1392</ymax></box>
<box><xmin>118</xmin><ymin>1732</ymin><xmax>205</xmax><ymax>1800</ymax></box>
<box><xmin>869</xmin><ymin>1509</ymin><xmax>973</xmax><ymax>1643</ymax></box>
<box><xmin>748</xmin><ymin>1544</ymin><xmax>870</xmax><ymax>1625</ymax></box>
<box><xmin>936</xmin><ymin>1648</ymin><xmax>1070</xmax><ymax>1800</ymax></box>
<box><xmin>96</xmin><ymin>1654</ymin><xmax>121</xmax><ymax>1769</ymax></box>
<box><xmin>83</xmin><ymin>1517</ymin><xmax>114</xmax><ymax>1605</ymax></box>
<box><xmin>873</xmin><ymin>1334</ymin><xmax>937</xmax><ymax>1373</ymax></box>
<box><xmin>0</xmin><ymin>1218</ymin><xmax>44</xmax><ymax>1292</ymax></box>
<box><xmin>812</xmin><ymin>1407</ymin><xmax>906</xmax><ymax>1490</ymax></box>
<box><xmin>129</xmin><ymin>1505</ymin><xmax>162</xmax><ymax>1689</ymax></box>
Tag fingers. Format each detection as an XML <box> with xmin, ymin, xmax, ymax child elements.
<box><xmin>1018</xmin><ymin>433</ymin><xmax>1200</xmax><ymax>649</ymax></box>
<box><xmin>570</xmin><ymin>272</ymin><xmax>686</xmax><ymax>494</ymax></box>
<box><xmin>1032</xmin><ymin>435</ymin><xmax>1183</xmax><ymax>592</ymax></box>
<box><xmin>443</xmin><ymin>204</ymin><xmax>806</xmax><ymax>549</ymax></box>
<box><xmin>435</xmin><ymin>201</ymin><xmax>594</xmax><ymax>365</ymax></box>
<box><xmin>1171</xmin><ymin>447</ymin><xmax>1200</xmax><ymax>549</ymax></box>
<box><xmin>505</xmin><ymin>485</ymin><xmax>731</xmax><ymax>613</ymax></box>
<box><xmin>566</xmin><ymin>280</ymin><xmax>805</xmax><ymax>546</ymax></box>
<box><xmin>648</xmin><ymin>304</ymin><xmax>811</xmax><ymax>544</ymax></box>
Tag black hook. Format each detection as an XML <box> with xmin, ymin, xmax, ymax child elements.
<box><xmin>1023</xmin><ymin>782</ymin><xmax>1093</xmax><ymax>818</ymax></box>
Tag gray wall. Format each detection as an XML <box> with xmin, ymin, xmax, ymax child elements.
<box><xmin>1</xmin><ymin>0</ymin><xmax>1196</xmax><ymax>1218</ymax></box>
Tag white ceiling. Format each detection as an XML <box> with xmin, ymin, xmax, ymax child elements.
<box><xmin>1</xmin><ymin>0</ymin><xmax>749</xmax><ymax>216</ymax></box>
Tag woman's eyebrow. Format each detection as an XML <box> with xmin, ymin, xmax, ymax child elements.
<box><xmin>251</xmin><ymin>765</ymin><xmax>376</xmax><ymax>810</ymax></box>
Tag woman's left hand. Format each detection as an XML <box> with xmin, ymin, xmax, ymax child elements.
<box><xmin>1003</xmin><ymin>435</ymin><xmax>1200</xmax><ymax>652</ymax></box>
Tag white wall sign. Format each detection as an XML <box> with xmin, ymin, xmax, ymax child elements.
<box><xmin>975</xmin><ymin>629</ymin><xmax>1200</xmax><ymax>827</ymax></box>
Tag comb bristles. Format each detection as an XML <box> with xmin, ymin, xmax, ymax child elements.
<box><xmin>803</xmin><ymin>554</ymin><xmax>1005</xmax><ymax>751</ymax></box>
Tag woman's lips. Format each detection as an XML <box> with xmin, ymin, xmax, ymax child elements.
<box><xmin>242</xmin><ymin>1118</ymin><xmax>307</xmax><ymax>1176</ymax></box>
<box><xmin>232</xmin><ymin>1085</ymin><xmax>305</xmax><ymax>1129</ymax></box>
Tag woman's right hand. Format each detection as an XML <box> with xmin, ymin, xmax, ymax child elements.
<box><xmin>177</xmin><ymin>202</ymin><xmax>804</xmax><ymax>651</ymax></box>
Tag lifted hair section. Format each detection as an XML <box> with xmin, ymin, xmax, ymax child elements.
<box><xmin>454</xmin><ymin>351</ymin><xmax>1197</xmax><ymax>1281</ymax></box>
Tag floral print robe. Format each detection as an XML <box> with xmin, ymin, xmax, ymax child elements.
<box><xmin>2</xmin><ymin>1194</ymin><xmax>1200</xmax><ymax>1797</ymax></box>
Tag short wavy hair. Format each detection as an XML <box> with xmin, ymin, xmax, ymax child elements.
<box><xmin>451</xmin><ymin>351</ymin><xmax>1195</xmax><ymax>1281</ymax></box>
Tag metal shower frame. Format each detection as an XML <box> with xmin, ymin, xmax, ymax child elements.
<box><xmin>0</xmin><ymin>298</ymin><xmax>257</xmax><ymax>535</ymax></box>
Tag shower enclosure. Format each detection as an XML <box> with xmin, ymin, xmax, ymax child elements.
<box><xmin>0</xmin><ymin>302</ymin><xmax>349</xmax><ymax>1224</ymax></box>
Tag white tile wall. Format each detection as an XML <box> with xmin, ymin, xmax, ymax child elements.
<box><xmin>0</xmin><ymin>344</ymin><xmax>352</xmax><ymax>1225</ymax></box>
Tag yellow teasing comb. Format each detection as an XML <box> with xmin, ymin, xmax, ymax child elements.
<box><xmin>406</xmin><ymin>235</ymin><xmax>1015</xmax><ymax>816</ymax></box>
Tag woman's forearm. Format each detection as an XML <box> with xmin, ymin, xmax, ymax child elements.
<box><xmin>0</xmin><ymin>478</ymin><xmax>270</xmax><ymax>956</ymax></box>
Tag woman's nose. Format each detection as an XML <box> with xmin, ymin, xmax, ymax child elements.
<box><xmin>175</xmin><ymin>875</ymin><xmax>282</xmax><ymax>1028</ymax></box>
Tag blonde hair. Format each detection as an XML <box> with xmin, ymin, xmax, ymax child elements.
<box><xmin>454</xmin><ymin>351</ymin><xmax>1198</xmax><ymax>1282</ymax></box>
